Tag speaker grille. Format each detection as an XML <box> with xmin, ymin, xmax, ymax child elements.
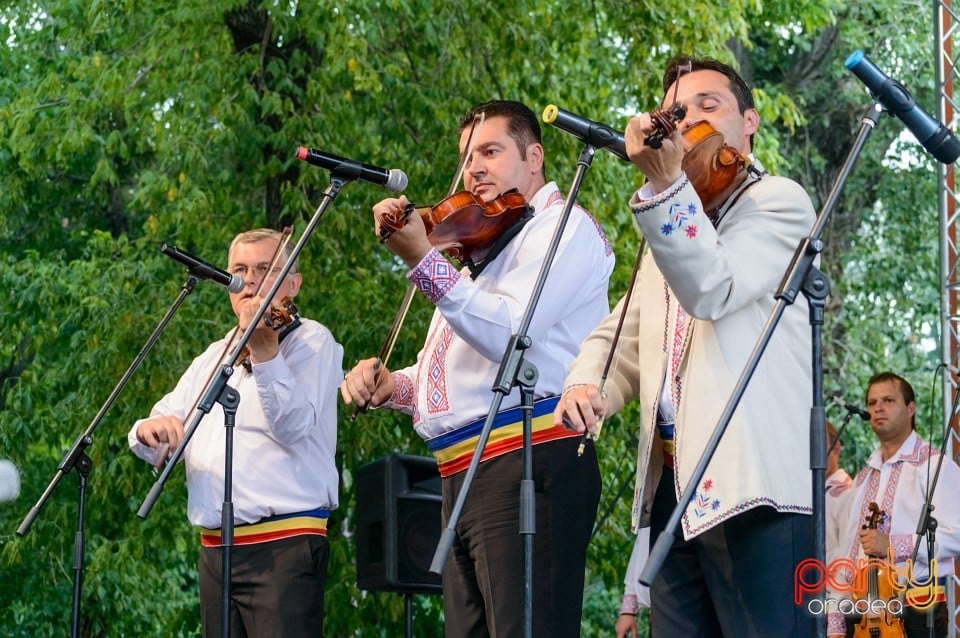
<box><xmin>356</xmin><ymin>454</ymin><xmax>442</xmax><ymax>594</ymax></box>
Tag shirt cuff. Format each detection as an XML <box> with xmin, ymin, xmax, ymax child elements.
<box><xmin>630</xmin><ymin>174</ymin><xmax>690</xmax><ymax>213</ymax></box>
<box><xmin>619</xmin><ymin>593</ymin><xmax>640</xmax><ymax>615</ymax></box>
<box><xmin>827</xmin><ymin>609</ymin><xmax>846</xmax><ymax>635</ymax></box>
<box><xmin>385</xmin><ymin>371</ymin><xmax>415</xmax><ymax>410</ymax></box>
<box><xmin>407</xmin><ymin>248</ymin><xmax>461</xmax><ymax>304</ymax></box>
<box><xmin>890</xmin><ymin>533</ymin><xmax>914</xmax><ymax>563</ymax></box>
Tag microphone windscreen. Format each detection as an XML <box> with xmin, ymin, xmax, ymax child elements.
<box><xmin>0</xmin><ymin>459</ymin><xmax>20</xmax><ymax>503</ymax></box>
<box><xmin>385</xmin><ymin>169</ymin><xmax>408</xmax><ymax>193</ymax></box>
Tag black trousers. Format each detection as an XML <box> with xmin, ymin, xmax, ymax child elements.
<box><xmin>649</xmin><ymin>468</ymin><xmax>813</xmax><ymax>638</ymax></box>
<box><xmin>440</xmin><ymin>437</ymin><xmax>601</xmax><ymax>638</ymax></box>
<box><xmin>199</xmin><ymin>534</ymin><xmax>329</xmax><ymax>638</ymax></box>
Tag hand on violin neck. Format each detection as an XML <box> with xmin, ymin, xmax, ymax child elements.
<box><xmin>236</xmin><ymin>296</ymin><xmax>281</xmax><ymax>364</ymax></box>
<box><xmin>858</xmin><ymin>528</ymin><xmax>891</xmax><ymax>559</ymax></box>
<box><xmin>385</xmin><ymin>214</ymin><xmax>433</xmax><ymax>267</ymax></box>
<box><xmin>243</xmin><ymin>332</ymin><xmax>280</xmax><ymax>365</ymax></box>
<box><xmin>625</xmin><ymin>114</ymin><xmax>683</xmax><ymax>194</ymax></box>
<box><xmin>373</xmin><ymin>196</ymin><xmax>433</xmax><ymax>267</ymax></box>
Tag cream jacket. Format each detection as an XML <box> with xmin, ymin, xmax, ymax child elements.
<box><xmin>565</xmin><ymin>170</ymin><xmax>816</xmax><ymax>539</ymax></box>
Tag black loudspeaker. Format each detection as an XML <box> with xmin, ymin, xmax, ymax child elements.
<box><xmin>355</xmin><ymin>453</ymin><xmax>443</xmax><ymax>594</ymax></box>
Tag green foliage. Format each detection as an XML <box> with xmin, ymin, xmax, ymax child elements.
<box><xmin>0</xmin><ymin>0</ymin><xmax>945</xmax><ymax>635</ymax></box>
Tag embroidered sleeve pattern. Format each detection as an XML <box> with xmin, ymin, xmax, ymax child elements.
<box><xmin>827</xmin><ymin>610</ymin><xmax>846</xmax><ymax>635</ymax></box>
<box><xmin>388</xmin><ymin>371</ymin><xmax>415</xmax><ymax>410</ymax></box>
<box><xmin>407</xmin><ymin>248</ymin><xmax>461</xmax><ymax>304</ymax></box>
<box><xmin>630</xmin><ymin>176</ymin><xmax>691</xmax><ymax>215</ymax></box>
<box><xmin>890</xmin><ymin>533</ymin><xmax>914</xmax><ymax>563</ymax></box>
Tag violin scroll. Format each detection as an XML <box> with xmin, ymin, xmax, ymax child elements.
<box><xmin>237</xmin><ymin>296</ymin><xmax>300</xmax><ymax>369</ymax></box>
<box><xmin>644</xmin><ymin>59</ymin><xmax>692</xmax><ymax>149</ymax></box>
<box><xmin>264</xmin><ymin>296</ymin><xmax>299</xmax><ymax>329</ymax></box>
<box><xmin>644</xmin><ymin>102</ymin><xmax>687</xmax><ymax>149</ymax></box>
<box><xmin>862</xmin><ymin>501</ymin><xmax>886</xmax><ymax>533</ymax></box>
<box><xmin>377</xmin><ymin>203</ymin><xmax>414</xmax><ymax>243</ymax></box>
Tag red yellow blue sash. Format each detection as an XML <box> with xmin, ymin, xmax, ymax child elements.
<box><xmin>904</xmin><ymin>576</ymin><xmax>947</xmax><ymax>608</ymax></box>
<box><xmin>201</xmin><ymin>508</ymin><xmax>329</xmax><ymax>548</ymax></box>
<box><xmin>426</xmin><ymin>396</ymin><xmax>577</xmax><ymax>477</ymax></box>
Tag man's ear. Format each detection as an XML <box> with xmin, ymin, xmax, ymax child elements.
<box><xmin>286</xmin><ymin>272</ymin><xmax>303</xmax><ymax>297</ymax></box>
<box><xmin>526</xmin><ymin>142</ymin><xmax>544</xmax><ymax>175</ymax></box>
<box><xmin>743</xmin><ymin>108</ymin><xmax>759</xmax><ymax>138</ymax></box>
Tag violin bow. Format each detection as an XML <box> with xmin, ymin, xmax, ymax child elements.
<box><xmin>577</xmin><ymin>236</ymin><xmax>647</xmax><ymax>456</ymax></box>
<box><xmin>356</xmin><ymin>113</ymin><xmax>486</xmax><ymax>415</ymax></box>
<box><xmin>579</xmin><ymin>64</ymin><xmax>693</xmax><ymax>451</ymax></box>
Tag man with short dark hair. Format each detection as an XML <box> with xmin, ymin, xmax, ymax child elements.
<box><xmin>342</xmin><ymin>100</ymin><xmax>614</xmax><ymax>637</ymax></box>
<box><xmin>828</xmin><ymin>372</ymin><xmax>960</xmax><ymax>638</ymax></box>
<box><xmin>557</xmin><ymin>55</ymin><xmax>817</xmax><ymax>637</ymax></box>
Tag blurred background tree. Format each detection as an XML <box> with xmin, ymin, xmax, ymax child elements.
<box><xmin>0</xmin><ymin>0</ymin><xmax>946</xmax><ymax>635</ymax></box>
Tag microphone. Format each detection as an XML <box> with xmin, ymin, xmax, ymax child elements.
<box><xmin>161</xmin><ymin>244</ymin><xmax>244</xmax><ymax>293</ymax></box>
<box><xmin>542</xmin><ymin>105</ymin><xmax>629</xmax><ymax>162</ymax></box>
<box><xmin>295</xmin><ymin>147</ymin><xmax>408</xmax><ymax>192</ymax></box>
<box><xmin>845</xmin><ymin>50</ymin><xmax>960</xmax><ymax>164</ymax></box>
<box><xmin>0</xmin><ymin>459</ymin><xmax>19</xmax><ymax>503</ymax></box>
<box><xmin>832</xmin><ymin>396</ymin><xmax>870</xmax><ymax>422</ymax></box>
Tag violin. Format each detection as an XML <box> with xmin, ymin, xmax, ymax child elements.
<box><xmin>852</xmin><ymin>502</ymin><xmax>905</xmax><ymax>638</ymax></box>
<box><xmin>378</xmin><ymin>189</ymin><xmax>531</xmax><ymax>267</ymax></box>
<box><xmin>237</xmin><ymin>296</ymin><xmax>300</xmax><ymax>369</ymax></box>
<box><xmin>645</xmin><ymin>103</ymin><xmax>754</xmax><ymax>219</ymax></box>
<box><xmin>680</xmin><ymin>120</ymin><xmax>753</xmax><ymax>217</ymax></box>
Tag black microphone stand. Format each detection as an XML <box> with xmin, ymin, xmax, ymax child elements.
<box><xmin>137</xmin><ymin>174</ymin><xmax>349</xmax><ymax>638</ymax></box>
<box><xmin>429</xmin><ymin>144</ymin><xmax>599</xmax><ymax>638</ymax></box>
<box><xmin>15</xmin><ymin>272</ymin><xmax>204</xmax><ymax>638</ymax></box>
<box><xmin>909</xmin><ymin>373</ymin><xmax>960</xmax><ymax>638</ymax></box>
<box><xmin>827</xmin><ymin>409</ymin><xmax>856</xmax><ymax>458</ymax></box>
<box><xmin>638</xmin><ymin>102</ymin><xmax>885</xmax><ymax>638</ymax></box>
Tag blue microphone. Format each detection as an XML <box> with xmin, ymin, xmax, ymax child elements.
<box><xmin>845</xmin><ymin>50</ymin><xmax>960</xmax><ymax>164</ymax></box>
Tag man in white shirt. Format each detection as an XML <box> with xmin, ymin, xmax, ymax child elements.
<box><xmin>341</xmin><ymin>100</ymin><xmax>614</xmax><ymax>637</ymax></box>
<box><xmin>129</xmin><ymin>228</ymin><xmax>343</xmax><ymax>637</ymax></box>
<box><xmin>828</xmin><ymin>372</ymin><xmax>960</xmax><ymax>638</ymax></box>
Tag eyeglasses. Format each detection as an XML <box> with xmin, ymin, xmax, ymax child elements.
<box><xmin>230</xmin><ymin>262</ymin><xmax>287</xmax><ymax>278</ymax></box>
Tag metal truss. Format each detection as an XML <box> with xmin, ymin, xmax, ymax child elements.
<box><xmin>936</xmin><ymin>0</ymin><xmax>960</xmax><ymax>633</ymax></box>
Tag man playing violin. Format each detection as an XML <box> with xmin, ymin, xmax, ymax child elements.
<box><xmin>341</xmin><ymin>100</ymin><xmax>614</xmax><ymax>637</ymax></box>
<box><xmin>128</xmin><ymin>228</ymin><xmax>344</xmax><ymax>637</ymax></box>
<box><xmin>556</xmin><ymin>55</ymin><xmax>817</xmax><ymax>637</ymax></box>
<box><xmin>827</xmin><ymin>372</ymin><xmax>960</xmax><ymax>638</ymax></box>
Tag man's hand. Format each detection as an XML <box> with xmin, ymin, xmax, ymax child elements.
<box><xmin>858</xmin><ymin>527</ymin><xmax>891</xmax><ymax>558</ymax></box>
<box><xmin>624</xmin><ymin>113</ymin><xmax>684</xmax><ymax>194</ymax></box>
<box><xmin>235</xmin><ymin>295</ymin><xmax>281</xmax><ymax>363</ymax></box>
<box><xmin>553</xmin><ymin>384</ymin><xmax>607</xmax><ymax>434</ymax></box>
<box><xmin>373</xmin><ymin>196</ymin><xmax>433</xmax><ymax>268</ymax></box>
<box><xmin>615</xmin><ymin>613</ymin><xmax>638</xmax><ymax>638</ymax></box>
<box><xmin>136</xmin><ymin>415</ymin><xmax>185</xmax><ymax>453</ymax></box>
<box><xmin>340</xmin><ymin>357</ymin><xmax>396</xmax><ymax>409</ymax></box>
